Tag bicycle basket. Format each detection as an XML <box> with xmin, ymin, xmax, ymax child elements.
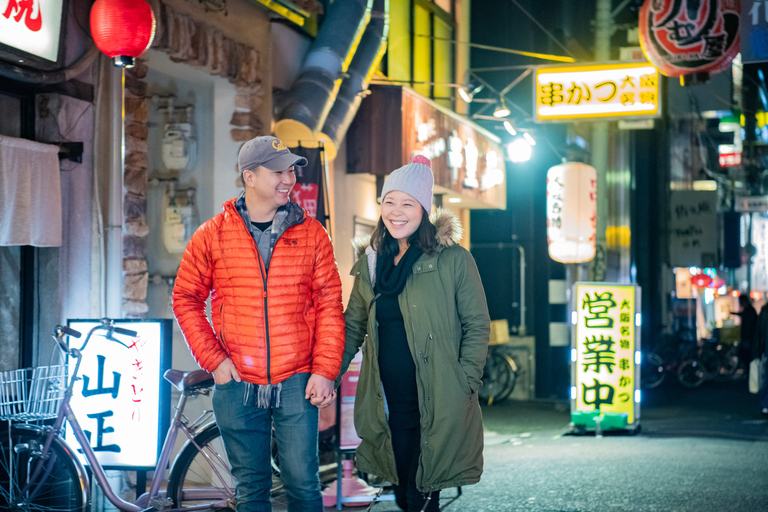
<box><xmin>0</xmin><ymin>365</ymin><xmax>67</xmax><ymax>422</ymax></box>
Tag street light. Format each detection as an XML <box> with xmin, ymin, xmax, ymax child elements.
<box><xmin>523</xmin><ymin>132</ymin><xmax>536</xmax><ymax>146</ymax></box>
<box><xmin>507</xmin><ymin>138</ymin><xmax>532</xmax><ymax>163</ymax></box>
<box><xmin>493</xmin><ymin>98</ymin><xmax>511</xmax><ymax>118</ymax></box>
<box><xmin>458</xmin><ymin>81</ymin><xmax>484</xmax><ymax>102</ymax></box>
<box><xmin>503</xmin><ymin>120</ymin><xmax>517</xmax><ymax>135</ymax></box>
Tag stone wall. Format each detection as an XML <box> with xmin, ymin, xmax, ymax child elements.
<box><xmin>123</xmin><ymin>61</ymin><xmax>151</xmax><ymax>318</ymax></box>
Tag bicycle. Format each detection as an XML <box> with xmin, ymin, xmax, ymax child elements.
<box><xmin>640</xmin><ymin>328</ymin><xmax>698</xmax><ymax>389</ymax></box>
<box><xmin>0</xmin><ymin>318</ymin><xmax>237</xmax><ymax>512</ymax></box>
<box><xmin>478</xmin><ymin>345</ymin><xmax>518</xmax><ymax>405</ymax></box>
<box><xmin>676</xmin><ymin>334</ymin><xmax>741</xmax><ymax>388</ymax></box>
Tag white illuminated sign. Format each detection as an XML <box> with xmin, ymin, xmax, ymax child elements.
<box><xmin>463</xmin><ymin>138</ymin><xmax>479</xmax><ymax>189</ymax></box>
<box><xmin>67</xmin><ymin>320</ymin><xmax>168</xmax><ymax>469</ymax></box>
<box><xmin>0</xmin><ymin>0</ymin><xmax>64</xmax><ymax>62</ymax></box>
<box><xmin>535</xmin><ymin>63</ymin><xmax>660</xmax><ymax>121</ymax></box>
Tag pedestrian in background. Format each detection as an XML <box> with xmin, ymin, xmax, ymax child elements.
<box><xmin>753</xmin><ymin>301</ymin><xmax>768</xmax><ymax>415</ymax></box>
<box><xmin>735</xmin><ymin>294</ymin><xmax>758</xmax><ymax>371</ymax></box>
<box><xmin>173</xmin><ymin>136</ymin><xmax>345</xmax><ymax>512</ymax></box>
<box><xmin>338</xmin><ymin>155</ymin><xmax>491</xmax><ymax>512</ymax></box>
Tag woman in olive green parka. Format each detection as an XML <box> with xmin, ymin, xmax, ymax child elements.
<box><xmin>338</xmin><ymin>156</ymin><xmax>491</xmax><ymax>510</ymax></box>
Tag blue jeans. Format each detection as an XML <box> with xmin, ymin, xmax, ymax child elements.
<box><xmin>212</xmin><ymin>372</ymin><xmax>322</xmax><ymax>512</ymax></box>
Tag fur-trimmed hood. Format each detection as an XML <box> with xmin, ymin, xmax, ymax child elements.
<box><xmin>351</xmin><ymin>208</ymin><xmax>463</xmax><ymax>259</ymax></box>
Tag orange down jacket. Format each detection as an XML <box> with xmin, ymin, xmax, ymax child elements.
<box><xmin>172</xmin><ymin>199</ymin><xmax>345</xmax><ymax>385</ymax></box>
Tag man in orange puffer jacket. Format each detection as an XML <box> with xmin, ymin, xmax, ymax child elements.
<box><xmin>172</xmin><ymin>136</ymin><xmax>345</xmax><ymax>512</ymax></box>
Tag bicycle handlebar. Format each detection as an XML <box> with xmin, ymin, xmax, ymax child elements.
<box><xmin>113</xmin><ymin>326</ymin><xmax>138</xmax><ymax>337</ymax></box>
<box><xmin>53</xmin><ymin>318</ymin><xmax>138</xmax><ymax>357</ymax></box>
<box><xmin>58</xmin><ymin>325</ymin><xmax>82</xmax><ymax>338</ymax></box>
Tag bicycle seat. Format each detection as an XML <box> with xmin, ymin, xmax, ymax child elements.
<box><xmin>164</xmin><ymin>369</ymin><xmax>214</xmax><ymax>392</ymax></box>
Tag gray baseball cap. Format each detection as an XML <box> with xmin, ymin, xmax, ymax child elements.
<box><xmin>238</xmin><ymin>136</ymin><xmax>308</xmax><ymax>172</ymax></box>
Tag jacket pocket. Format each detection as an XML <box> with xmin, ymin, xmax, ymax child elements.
<box><xmin>452</xmin><ymin>360</ymin><xmax>472</xmax><ymax>396</ymax></box>
<box><xmin>429</xmin><ymin>331</ymin><xmax>471</xmax><ymax>396</ymax></box>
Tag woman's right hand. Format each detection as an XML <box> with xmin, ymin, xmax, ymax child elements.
<box><xmin>212</xmin><ymin>358</ymin><xmax>241</xmax><ymax>385</ymax></box>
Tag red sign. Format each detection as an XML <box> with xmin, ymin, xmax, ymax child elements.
<box><xmin>639</xmin><ymin>0</ymin><xmax>740</xmax><ymax>77</ymax></box>
<box><xmin>3</xmin><ymin>0</ymin><xmax>42</xmax><ymax>32</ymax></box>
<box><xmin>719</xmin><ymin>152</ymin><xmax>742</xmax><ymax>167</ymax></box>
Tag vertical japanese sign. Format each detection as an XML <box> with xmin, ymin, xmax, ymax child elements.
<box><xmin>290</xmin><ymin>146</ymin><xmax>327</xmax><ymax>228</ymax></box>
<box><xmin>573</xmin><ymin>283</ymin><xmax>640</xmax><ymax>426</ymax></box>
<box><xmin>67</xmin><ymin>319</ymin><xmax>171</xmax><ymax>469</ymax></box>
<box><xmin>0</xmin><ymin>0</ymin><xmax>64</xmax><ymax>62</ymax></box>
<box><xmin>751</xmin><ymin>215</ymin><xmax>768</xmax><ymax>290</ymax></box>
<box><xmin>669</xmin><ymin>190</ymin><xmax>718</xmax><ymax>268</ymax></box>
<box><xmin>535</xmin><ymin>63</ymin><xmax>660</xmax><ymax>121</ymax></box>
<box><xmin>546</xmin><ymin>162</ymin><xmax>597</xmax><ymax>263</ymax></box>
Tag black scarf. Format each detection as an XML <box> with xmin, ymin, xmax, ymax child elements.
<box><xmin>375</xmin><ymin>245</ymin><xmax>423</xmax><ymax>297</ymax></box>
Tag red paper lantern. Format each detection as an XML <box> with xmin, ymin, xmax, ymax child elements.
<box><xmin>691</xmin><ymin>273</ymin><xmax>712</xmax><ymax>288</ymax></box>
<box><xmin>90</xmin><ymin>0</ymin><xmax>156</xmax><ymax>68</ymax></box>
<box><xmin>710</xmin><ymin>276</ymin><xmax>726</xmax><ymax>289</ymax></box>
<box><xmin>639</xmin><ymin>0</ymin><xmax>740</xmax><ymax>82</ymax></box>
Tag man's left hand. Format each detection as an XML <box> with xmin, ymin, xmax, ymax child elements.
<box><xmin>305</xmin><ymin>374</ymin><xmax>336</xmax><ymax>408</ymax></box>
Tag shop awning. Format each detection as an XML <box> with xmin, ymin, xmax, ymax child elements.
<box><xmin>347</xmin><ymin>85</ymin><xmax>506</xmax><ymax>210</ymax></box>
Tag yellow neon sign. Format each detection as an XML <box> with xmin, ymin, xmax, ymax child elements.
<box><xmin>535</xmin><ymin>63</ymin><xmax>660</xmax><ymax>121</ymax></box>
<box><xmin>574</xmin><ymin>284</ymin><xmax>638</xmax><ymax>424</ymax></box>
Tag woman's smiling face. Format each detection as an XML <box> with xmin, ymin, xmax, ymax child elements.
<box><xmin>381</xmin><ymin>190</ymin><xmax>423</xmax><ymax>241</ymax></box>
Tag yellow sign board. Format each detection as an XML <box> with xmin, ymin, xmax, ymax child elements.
<box><xmin>573</xmin><ymin>283</ymin><xmax>640</xmax><ymax>425</ymax></box>
<box><xmin>535</xmin><ymin>63</ymin><xmax>660</xmax><ymax>121</ymax></box>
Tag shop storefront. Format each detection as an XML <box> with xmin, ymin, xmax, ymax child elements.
<box><xmin>332</xmin><ymin>84</ymin><xmax>507</xmax><ymax>294</ymax></box>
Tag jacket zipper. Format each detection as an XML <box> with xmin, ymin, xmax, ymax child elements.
<box><xmin>257</xmin><ymin>252</ymin><xmax>271</xmax><ymax>384</ymax></box>
<box><xmin>229</xmin><ymin>201</ymin><xmax>304</xmax><ymax>385</ymax></box>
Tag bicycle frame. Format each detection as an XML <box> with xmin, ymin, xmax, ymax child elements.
<box><xmin>16</xmin><ymin>323</ymin><xmax>232</xmax><ymax>512</ymax></box>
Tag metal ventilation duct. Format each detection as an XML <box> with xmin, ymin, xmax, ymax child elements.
<box><xmin>319</xmin><ymin>0</ymin><xmax>389</xmax><ymax>161</ymax></box>
<box><xmin>274</xmin><ymin>0</ymin><xmax>373</xmax><ymax>153</ymax></box>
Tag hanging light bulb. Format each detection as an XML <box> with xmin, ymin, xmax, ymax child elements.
<box><xmin>459</xmin><ymin>82</ymin><xmax>484</xmax><ymax>103</ymax></box>
<box><xmin>503</xmin><ymin>120</ymin><xmax>517</xmax><ymax>136</ymax></box>
<box><xmin>493</xmin><ymin>98</ymin><xmax>511</xmax><ymax>118</ymax></box>
<box><xmin>523</xmin><ymin>132</ymin><xmax>536</xmax><ymax>146</ymax></box>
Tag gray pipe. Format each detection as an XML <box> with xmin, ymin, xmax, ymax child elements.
<box><xmin>0</xmin><ymin>43</ymin><xmax>100</xmax><ymax>85</ymax></box>
<box><xmin>319</xmin><ymin>0</ymin><xmax>389</xmax><ymax>154</ymax></box>
<box><xmin>275</xmin><ymin>0</ymin><xmax>373</xmax><ymax>144</ymax></box>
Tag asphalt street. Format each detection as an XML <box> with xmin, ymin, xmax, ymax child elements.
<box><xmin>305</xmin><ymin>379</ymin><xmax>768</xmax><ymax>512</ymax></box>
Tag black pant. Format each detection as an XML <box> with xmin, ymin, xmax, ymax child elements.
<box><xmin>390</xmin><ymin>426</ymin><xmax>440</xmax><ymax>512</ymax></box>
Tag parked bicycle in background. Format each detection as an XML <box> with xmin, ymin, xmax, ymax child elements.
<box><xmin>0</xmin><ymin>318</ymin><xmax>237</xmax><ymax>511</ymax></box>
<box><xmin>676</xmin><ymin>327</ymin><xmax>744</xmax><ymax>388</ymax></box>
<box><xmin>640</xmin><ymin>327</ymin><xmax>698</xmax><ymax>389</ymax></box>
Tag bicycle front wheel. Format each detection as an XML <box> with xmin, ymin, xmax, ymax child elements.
<box><xmin>641</xmin><ymin>352</ymin><xmax>666</xmax><ymax>389</ymax></box>
<box><xmin>0</xmin><ymin>424</ymin><xmax>87</xmax><ymax>512</ymax></box>
<box><xmin>479</xmin><ymin>351</ymin><xmax>517</xmax><ymax>404</ymax></box>
<box><xmin>677</xmin><ymin>359</ymin><xmax>706</xmax><ymax>388</ymax></box>
<box><xmin>167</xmin><ymin>423</ymin><xmax>236</xmax><ymax>510</ymax></box>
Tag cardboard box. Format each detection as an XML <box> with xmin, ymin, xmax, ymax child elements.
<box><xmin>489</xmin><ymin>319</ymin><xmax>509</xmax><ymax>345</ymax></box>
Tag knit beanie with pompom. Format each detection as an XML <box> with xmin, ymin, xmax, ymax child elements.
<box><xmin>380</xmin><ymin>154</ymin><xmax>434</xmax><ymax>212</ymax></box>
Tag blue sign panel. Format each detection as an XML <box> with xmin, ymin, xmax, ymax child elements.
<box><xmin>743</xmin><ymin>0</ymin><xmax>768</xmax><ymax>64</ymax></box>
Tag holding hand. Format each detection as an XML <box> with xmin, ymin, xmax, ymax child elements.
<box><xmin>212</xmin><ymin>358</ymin><xmax>241</xmax><ymax>385</ymax></box>
<box><xmin>305</xmin><ymin>374</ymin><xmax>336</xmax><ymax>408</ymax></box>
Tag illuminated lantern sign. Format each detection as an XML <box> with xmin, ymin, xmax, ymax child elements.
<box><xmin>572</xmin><ymin>283</ymin><xmax>641</xmax><ymax>432</ymax></box>
<box><xmin>90</xmin><ymin>0</ymin><xmax>156</xmax><ymax>68</ymax></box>
<box><xmin>67</xmin><ymin>319</ymin><xmax>171</xmax><ymax>469</ymax></box>
<box><xmin>0</xmin><ymin>0</ymin><xmax>64</xmax><ymax>64</ymax></box>
<box><xmin>535</xmin><ymin>63</ymin><xmax>660</xmax><ymax>121</ymax></box>
<box><xmin>639</xmin><ymin>0</ymin><xmax>740</xmax><ymax>78</ymax></box>
<box><xmin>547</xmin><ymin>162</ymin><xmax>597</xmax><ymax>263</ymax></box>
<box><xmin>690</xmin><ymin>272</ymin><xmax>712</xmax><ymax>288</ymax></box>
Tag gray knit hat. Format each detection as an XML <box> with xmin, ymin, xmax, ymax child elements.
<box><xmin>381</xmin><ymin>155</ymin><xmax>434</xmax><ymax>212</ymax></box>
